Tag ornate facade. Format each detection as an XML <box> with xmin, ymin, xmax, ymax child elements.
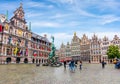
<box><xmin>111</xmin><ymin>35</ymin><xmax>120</xmax><ymax>48</ymax></box>
<box><xmin>58</xmin><ymin>33</ymin><xmax>120</xmax><ymax>63</ymax></box>
<box><xmin>71</xmin><ymin>32</ymin><xmax>81</xmax><ymax>60</ymax></box>
<box><xmin>65</xmin><ymin>42</ymin><xmax>71</xmax><ymax>61</ymax></box>
<box><xmin>101</xmin><ymin>36</ymin><xmax>111</xmax><ymax>62</ymax></box>
<box><xmin>59</xmin><ymin>43</ymin><xmax>66</xmax><ymax>62</ymax></box>
<box><xmin>80</xmin><ymin>34</ymin><xmax>90</xmax><ymax>61</ymax></box>
<box><xmin>90</xmin><ymin>34</ymin><xmax>101</xmax><ymax>63</ymax></box>
<box><xmin>31</xmin><ymin>33</ymin><xmax>51</xmax><ymax>64</ymax></box>
<box><xmin>0</xmin><ymin>4</ymin><xmax>32</xmax><ymax>63</ymax></box>
<box><xmin>0</xmin><ymin>4</ymin><xmax>51</xmax><ymax>64</ymax></box>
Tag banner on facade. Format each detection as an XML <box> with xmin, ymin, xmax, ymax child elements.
<box><xmin>5</xmin><ymin>24</ymin><xmax>9</xmax><ymax>31</ymax></box>
<box><xmin>25</xmin><ymin>48</ymin><xmax>28</xmax><ymax>56</ymax></box>
<box><xmin>0</xmin><ymin>25</ymin><xmax>2</xmax><ymax>32</ymax></box>
<box><xmin>14</xmin><ymin>47</ymin><xmax>18</xmax><ymax>55</ymax></box>
<box><xmin>18</xmin><ymin>29</ymin><xmax>22</xmax><ymax>36</ymax></box>
<box><xmin>33</xmin><ymin>51</ymin><xmax>37</xmax><ymax>57</ymax></box>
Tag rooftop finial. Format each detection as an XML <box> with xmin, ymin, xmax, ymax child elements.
<box><xmin>20</xmin><ymin>0</ymin><xmax>23</xmax><ymax>7</ymax></box>
<box><xmin>20</xmin><ymin>2</ymin><xmax>23</xmax><ymax>7</ymax></box>
<box><xmin>74</xmin><ymin>32</ymin><xmax>76</xmax><ymax>36</ymax></box>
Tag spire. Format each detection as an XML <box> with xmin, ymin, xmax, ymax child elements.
<box><xmin>29</xmin><ymin>22</ymin><xmax>31</xmax><ymax>31</ymax></box>
<box><xmin>67</xmin><ymin>42</ymin><xmax>69</xmax><ymax>45</ymax></box>
<box><xmin>20</xmin><ymin>0</ymin><xmax>23</xmax><ymax>7</ymax></box>
<box><xmin>6</xmin><ymin>10</ymin><xmax>8</xmax><ymax>21</ymax></box>
<box><xmin>61</xmin><ymin>42</ymin><xmax>65</xmax><ymax>48</ymax></box>
<box><xmin>83</xmin><ymin>34</ymin><xmax>86</xmax><ymax>38</ymax></box>
<box><xmin>20</xmin><ymin>2</ymin><xmax>23</xmax><ymax>7</ymax></box>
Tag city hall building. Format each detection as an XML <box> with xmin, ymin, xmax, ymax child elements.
<box><xmin>0</xmin><ymin>3</ymin><xmax>51</xmax><ymax>64</ymax></box>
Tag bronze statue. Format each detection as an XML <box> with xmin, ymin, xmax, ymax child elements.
<box><xmin>43</xmin><ymin>36</ymin><xmax>62</xmax><ymax>67</ymax></box>
<box><xmin>49</xmin><ymin>36</ymin><xmax>56</xmax><ymax>64</ymax></box>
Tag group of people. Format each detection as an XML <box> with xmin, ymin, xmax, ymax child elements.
<box><xmin>63</xmin><ymin>59</ymin><xmax>108</xmax><ymax>72</ymax></box>
<box><xmin>63</xmin><ymin>59</ymin><xmax>82</xmax><ymax>72</ymax></box>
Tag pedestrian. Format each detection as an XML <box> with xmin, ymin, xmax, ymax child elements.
<box><xmin>69</xmin><ymin>59</ymin><xmax>75</xmax><ymax>72</ymax></box>
<box><xmin>89</xmin><ymin>60</ymin><xmax>91</xmax><ymax>63</ymax></box>
<box><xmin>79</xmin><ymin>60</ymin><xmax>82</xmax><ymax>70</ymax></box>
<box><xmin>75</xmin><ymin>61</ymin><xmax>78</xmax><ymax>67</ymax></box>
<box><xmin>101</xmin><ymin>60</ymin><xmax>106</xmax><ymax>69</ymax></box>
<box><xmin>39</xmin><ymin>59</ymin><xmax>41</xmax><ymax>65</ymax></box>
<box><xmin>63</xmin><ymin>61</ymin><xmax>67</xmax><ymax>69</ymax></box>
<box><xmin>32</xmin><ymin>59</ymin><xmax>35</xmax><ymax>63</ymax></box>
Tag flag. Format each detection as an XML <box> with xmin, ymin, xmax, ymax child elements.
<box><xmin>0</xmin><ymin>25</ymin><xmax>2</xmax><ymax>32</ymax></box>
<box><xmin>8</xmin><ymin>36</ymin><xmax>12</xmax><ymax>44</ymax></box>
<box><xmin>14</xmin><ymin>47</ymin><xmax>18</xmax><ymax>55</ymax></box>
<box><xmin>17</xmin><ymin>48</ymin><xmax>20</xmax><ymax>56</ymax></box>
<box><xmin>25</xmin><ymin>48</ymin><xmax>28</xmax><ymax>56</ymax></box>
<box><xmin>33</xmin><ymin>52</ymin><xmax>37</xmax><ymax>57</ymax></box>
<box><xmin>19</xmin><ymin>49</ymin><xmax>23</xmax><ymax>56</ymax></box>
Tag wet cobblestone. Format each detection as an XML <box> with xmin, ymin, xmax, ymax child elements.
<box><xmin>0</xmin><ymin>63</ymin><xmax>120</xmax><ymax>84</ymax></box>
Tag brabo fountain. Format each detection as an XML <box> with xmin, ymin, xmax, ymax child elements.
<box><xmin>43</xmin><ymin>36</ymin><xmax>62</xmax><ymax>67</ymax></box>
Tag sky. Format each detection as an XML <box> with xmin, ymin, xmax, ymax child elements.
<box><xmin>0</xmin><ymin>0</ymin><xmax>120</xmax><ymax>49</ymax></box>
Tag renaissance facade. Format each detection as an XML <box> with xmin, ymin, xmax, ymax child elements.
<box><xmin>0</xmin><ymin>4</ymin><xmax>51</xmax><ymax>64</ymax></box>
<box><xmin>90</xmin><ymin>34</ymin><xmax>101</xmax><ymax>63</ymax></box>
<box><xmin>71</xmin><ymin>32</ymin><xmax>81</xmax><ymax>61</ymax></box>
<box><xmin>80</xmin><ymin>34</ymin><xmax>90</xmax><ymax>61</ymax></box>
<box><xmin>59</xmin><ymin>33</ymin><xmax>120</xmax><ymax>63</ymax></box>
<box><xmin>31</xmin><ymin>33</ymin><xmax>51</xmax><ymax>64</ymax></box>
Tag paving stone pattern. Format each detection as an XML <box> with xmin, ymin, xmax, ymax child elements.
<box><xmin>0</xmin><ymin>63</ymin><xmax>120</xmax><ymax>84</ymax></box>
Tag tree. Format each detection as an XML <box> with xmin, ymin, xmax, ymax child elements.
<box><xmin>107</xmin><ymin>45</ymin><xmax>120</xmax><ymax>59</ymax></box>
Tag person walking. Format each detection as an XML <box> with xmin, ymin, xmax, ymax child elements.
<box><xmin>89</xmin><ymin>60</ymin><xmax>91</xmax><ymax>63</ymax></box>
<box><xmin>63</xmin><ymin>61</ymin><xmax>67</xmax><ymax>69</ymax></box>
<box><xmin>101</xmin><ymin>60</ymin><xmax>106</xmax><ymax>69</ymax></box>
<box><xmin>69</xmin><ymin>59</ymin><xmax>75</xmax><ymax>72</ymax></box>
<box><xmin>75</xmin><ymin>61</ymin><xmax>78</xmax><ymax>67</ymax></box>
<box><xmin>79</xmin><ymin>60</ymin><xmax>82</xmax><ymax>70</ymax></box>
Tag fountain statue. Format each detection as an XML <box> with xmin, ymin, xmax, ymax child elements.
<box><xmin>43</xmin><ymin>36</ymin><xmax>62</xmax><ymax>67</ymax></box>
<box><xmin>49</xmin><ymin>36</ymin><xmax>56</xmax><ymax>63</ymax></box>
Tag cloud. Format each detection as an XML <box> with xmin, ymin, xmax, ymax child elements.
<box><xmin>100</xmin><ymin>15</ymin><xmax>120</xmax><ymax>25</ymax></box>
<box><xmin>31</xmin><ymin>21</ymin><xmax>61</xmax><ymax>28</ymax></box>
<box><xmin>0</xmin><ymin>3</ymin><xmax>17</xmax><ymax>10</ymax></box>
<box><xmin>25</xmin><ymin>0</ymin><xmax>120</xmax><ymax>31</ymax></box>
<box><xmin>97</xmin><ymin>0</ymin><xmax>120</xmax><ymax>12</ymax></box>
<box><xmin>73</xmin><ymin>8</ymin><xmax>96</xmax><ymax>17</ymax></box>
<box><xmin>56</xmin><ymin>0</ymin><xmax>74</xmax><ymax>4</ymax></box>
<box><xmin>0</xmin><ymin>0</ymin><xmax>120</xmax><ymax>50</ymax></box>
<box><xmin>48</xmin><ymin>0</ymin><xmax>74</xmax><ymax>4</ymax></box>
<box><xmin>25</xmin><ymin>1</ymin><xmax>54</xmax><ymax>9</ymax></box>
<box><xmin>50</xmin><ymin>13</ymin><xmax>72</xmax><ymax>19</ymax></box>
<box><xmin>39</xmin><ymin>32</ymin><xmax>73</xmax><ymax>49</ymax></box>
<box><xmin>38</xmin><ymin>31</ymin><xmax>120</xmax><ymax>49</ymax></box>
<box><xmin>25</xmin><ymin>12</ymin><xmax>43</xmax><ymax>18</ymax></box>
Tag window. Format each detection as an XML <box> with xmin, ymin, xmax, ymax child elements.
<box><xmin>7</xmin><ymin>48</ymin><xmax>12</xmax><ymax>55</ymax></box>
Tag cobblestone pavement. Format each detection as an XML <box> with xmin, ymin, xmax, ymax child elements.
<box><xmin>0</xmin><ymin>63</ymin><xmax>120</xmax><ymax>84</ymax></box>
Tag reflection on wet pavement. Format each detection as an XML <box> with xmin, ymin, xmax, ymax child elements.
<box><xmin>0</xmin><ymin>63</ymin><xmax>120</xmax><ymax>84</ymax></box>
